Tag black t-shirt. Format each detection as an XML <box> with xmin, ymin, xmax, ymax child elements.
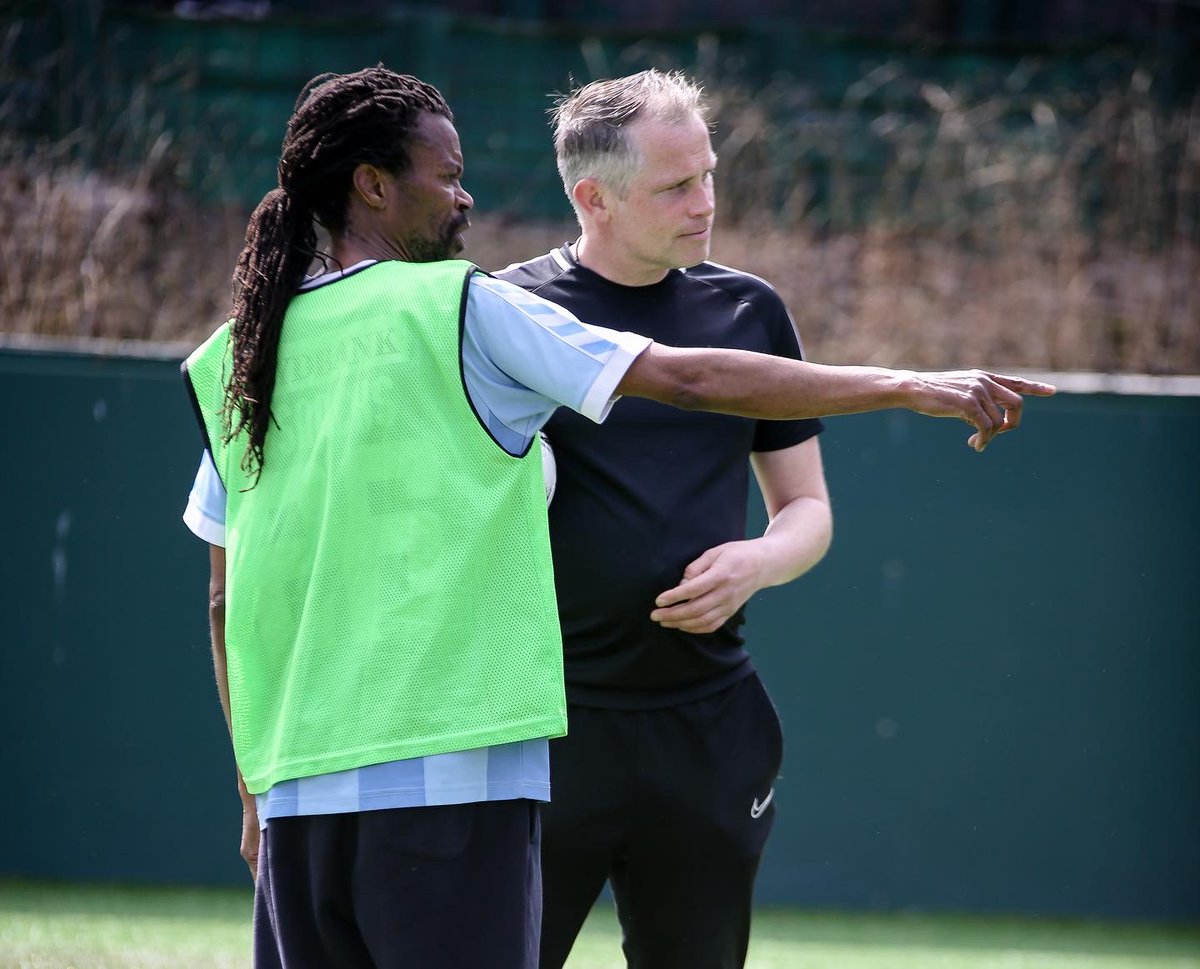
<box><xmin>498</xmin><ymin>244</ymin><xmax>823</xmax><ymax>708</ymax></box>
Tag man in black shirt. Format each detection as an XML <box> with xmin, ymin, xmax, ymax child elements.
<box><xmin>499</xmin><ymin>69</ymin><xmax>835</xmax><ymax>969</ymax></box>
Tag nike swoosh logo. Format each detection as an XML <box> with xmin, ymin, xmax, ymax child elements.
<box><xmin>750</xmin><ymin>788</ymin><xmax>774</xmax><ymax>819</ymax></box>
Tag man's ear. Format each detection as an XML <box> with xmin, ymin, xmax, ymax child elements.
<box><xmin>352</xmin><ymin>163</ymin><xmax>388</xmax><ymax>210</ymax></box>
<box><xmin>571</xmin><ymin>177</ymin><xmax>610</xmax><ymax>223</ymax></box>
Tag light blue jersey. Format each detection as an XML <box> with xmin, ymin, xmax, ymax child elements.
<box><xmin>184</xmin><ymin>263</ymin><xmax>650</xmax><ymax>827</ymax></box>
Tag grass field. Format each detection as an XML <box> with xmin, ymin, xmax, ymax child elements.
<box><xmin>1</xmin><ymin>881</ymin><xmax>1197</xmax><ymax>969</ymax></box>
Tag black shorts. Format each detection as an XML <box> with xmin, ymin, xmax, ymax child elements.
<box><xmin>253</xmin><ymin>798</ymin><xmax>541</xmax><ymax>969</ymax></box>
<box><xmin>539</xmin><ymin>673</ymin><xmax>784</xmax><ymax>969</ymax></box>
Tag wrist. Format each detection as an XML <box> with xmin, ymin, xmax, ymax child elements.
<box><xmin>887</xmin><ymin>369</ymin><xmax>920</xmax><ymax>409</ymax></box>
<box><xmin>752</xmin><ymin>533</ymin><xmax>804</xmax><ymax>589</ymax></box>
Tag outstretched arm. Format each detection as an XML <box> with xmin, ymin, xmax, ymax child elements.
<box><xmin>651</xmin><ymin>438</ymin><xmax>833</xmax><ymax>633</ymax></box>
<box><xmin>207</xmin><ymin>544</ymin><xmax>259</xmax><ymax>881</ymax></box>
<box><xmin>616</xmin><ymin>344</ymin><xmax>1055</xmax><ymax>451</ymax></box>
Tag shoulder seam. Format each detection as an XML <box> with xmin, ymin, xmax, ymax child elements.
<box><xmin>502</xmin><ymin>257</ymin><xmax>573</xmax><ymax>299</ymax></box>
<box><xmin>701</xmin><ymin>259</ymin><xmax>778</xmax><ymax>291</ymax></box>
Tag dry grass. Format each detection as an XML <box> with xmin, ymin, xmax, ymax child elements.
<box><xmin>0</xmin><ymin>135</ymin><xmax>245</xmax><ymax>342</ymax></box>
<box><xmin>716</xmin><ymin>225</ymin><xmax>1200</xmax><ymax>373</ymax></box>
<box><xmin>2</xmin><ymin>59</ymin><xmax>1197</xmax><ymax>374</ymax></box>
<box><xmin>700</xmin><ymin>60</ymin><xmax>1200</xmax><ymax>373</ymax></box>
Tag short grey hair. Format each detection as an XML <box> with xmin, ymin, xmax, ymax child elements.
<box><xmin>551</xmin><ymin>69</ymin><xmax>710</xmax><ymax>217</ymax></box>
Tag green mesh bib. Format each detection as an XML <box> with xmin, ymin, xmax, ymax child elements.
<box><xmin>184</xmin><ymin>260</ymin><xmax>565</xmax><ymax>794</ymax></box>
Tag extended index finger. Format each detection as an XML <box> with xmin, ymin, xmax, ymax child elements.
<box><xmin>989</xmin><ymin>374</ymin><xmax>1057</xmax><ymax>397</ymax></box>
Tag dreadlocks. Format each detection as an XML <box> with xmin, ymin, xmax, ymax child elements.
<box><xmin>224</xmin><ymin>66</ymin><xmax>452</xmax><ymax>482</ymax></box>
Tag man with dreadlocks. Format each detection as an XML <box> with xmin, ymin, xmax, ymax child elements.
<box><xmin>181</xmin><ymin>66</ymin><xmax>1051</xmax><ymax>968</ymax></box>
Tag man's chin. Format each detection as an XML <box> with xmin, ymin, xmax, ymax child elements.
<box><xmin>678</xmin><ymin>239</ymin><xmax>711</xmax><ymax>268</ymax></box>
<box><xmin>413</xmin><ymin>241</ymin><xmax>464</xmax><ymax>263</ymax></box>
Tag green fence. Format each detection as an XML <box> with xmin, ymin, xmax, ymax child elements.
<box><xmin>2</xmin><ymin>343</ymin><xmax>1196</xmax><ymax>920</ymax></box>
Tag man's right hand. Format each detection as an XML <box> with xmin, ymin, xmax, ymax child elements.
<box><xmin>901</xmin><ymin>370</ymin><xmax>1056</xmax><ymax>451</ymax></box>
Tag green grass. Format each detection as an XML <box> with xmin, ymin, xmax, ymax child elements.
<box><xmin>1</xmin><ymin>881</ymin><xmax>1197</xmax><ymax>969</ymax></box>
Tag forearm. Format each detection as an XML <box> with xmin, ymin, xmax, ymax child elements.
<box><xmin>211</xmin><ymin>633</ymin><xmax>236</xmax><ymax>740</ymax></box>
<box><xmin>212</xmin><ymin>603</ymin><xmax>256</xmax><ymax>809</ymax></box>
<box><xmin>620</xmin><ymin>344</ymin><xmax>911</xmax><ymax>420</ymax></box>
<box><xmin>207</xmin><ymin>546</ymin><xmax>251</xmax><ymax>799</ymax></box>
<box><xmin>753</xmin><ymin>495</ymin><xmax>833</xmax><ymax>590</ymax></box>
<box><xmin>206</xmin><ymin>545</ymin><xmax>259</xmax><ymax>877</ymax></box>
<box><xmin>619</xmin><ymin>344</ymin><xmax>1055</xmax><ymax>452</ymax></box>
<box><xmin>209</xmin><ymin>590</ymin><xmax>234</xmax><ymax>736</ymax></box>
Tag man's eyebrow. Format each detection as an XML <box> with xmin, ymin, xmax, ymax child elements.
<box><xmin>656</xmin><ymin>166</ymin><xmax>715</xmax><ymax>189</ymax></box>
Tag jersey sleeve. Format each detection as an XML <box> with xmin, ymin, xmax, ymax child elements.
<box><xmin>182</xmin><ymin>450</ymin><xmax>227</xmax><ymax>546</ymax></box>
<box><xmin>463</xmin><ymin>275</ymin><xmax>651</xmax><ymax>455</ymax></box>
<box><xmin>752</xmin><ymin>298</ymin><xmax>824</xmax><ymax>453</ymax></box>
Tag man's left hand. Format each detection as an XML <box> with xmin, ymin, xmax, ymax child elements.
<box><xmin>650</xmin><ymin>541</ymin><xmax>767</xmax><ymax>634</ymax></box>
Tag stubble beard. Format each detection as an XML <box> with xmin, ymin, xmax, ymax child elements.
<box><xmin>406</xmin><ymin>216</ymin><xmax>468</xmax><ymax>263</ymax></box>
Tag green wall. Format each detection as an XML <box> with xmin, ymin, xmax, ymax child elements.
<box><xmin>747</xmin><ymin>385</ymin><xmax>1200</xmax><ymax>918</ymax></box>
<box><xmin>1</xmin><ymin>344</ymin><xmax>1196</xmax><ymax>919</ymax></box>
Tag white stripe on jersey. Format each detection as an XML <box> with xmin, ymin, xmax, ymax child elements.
<box><xmin>472</xmin><ymin>274</ymin><xmax>631</xmax><ymax>356</ymax></box>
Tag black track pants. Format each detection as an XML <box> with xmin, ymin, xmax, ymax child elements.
<box><xmin>253</xmin><ymin>799</ymin><xmax>542</xmax><ymax>969</ymax></box>
<box><xmin>539</xmin><ymin>673</ymin><xmax>784</xmax><ymax>969</ymax></box>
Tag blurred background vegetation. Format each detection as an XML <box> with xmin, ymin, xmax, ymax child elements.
<box><xmin>2</xmin><ymin>0</ymin><xmax>1197</xmax><ymax>373</ymax></box>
